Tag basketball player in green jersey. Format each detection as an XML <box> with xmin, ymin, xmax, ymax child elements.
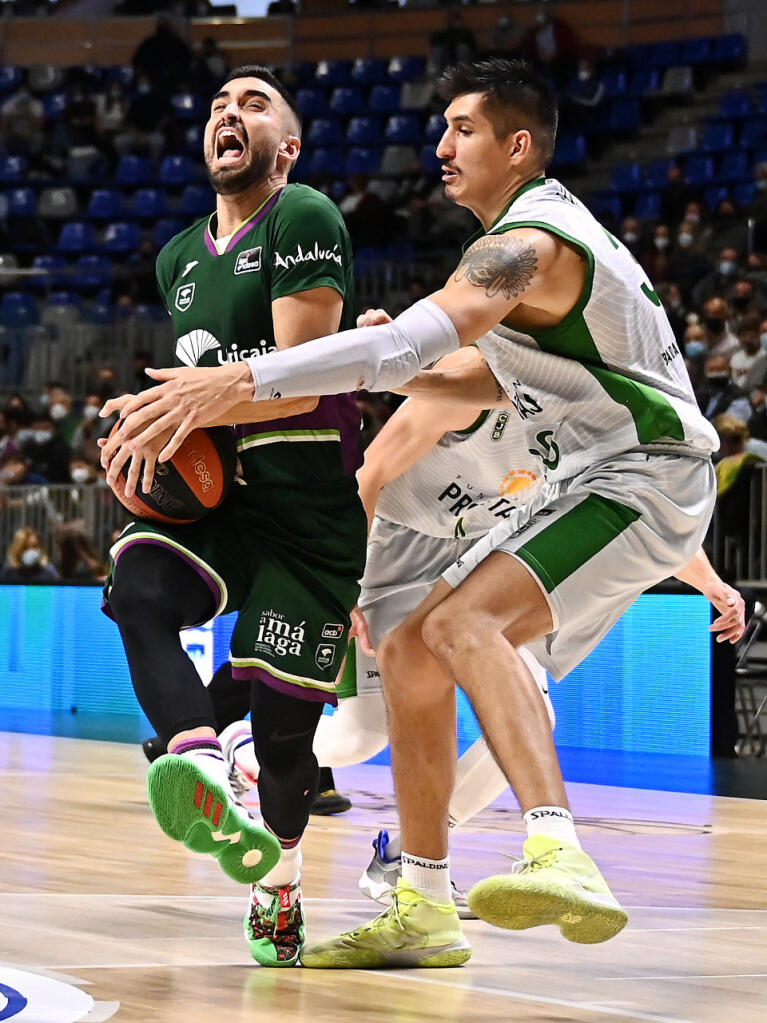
<box><xmin>104</xmin><ymin>59</ymin><xmax>720</xmax><ymax>966</ymax></box>
<box><xmin>100</xmin><ymin>66</ymin><xmax>366</xmax><ymax>967</ymax></box>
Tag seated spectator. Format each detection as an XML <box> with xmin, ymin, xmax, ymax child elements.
<box><xmin>1</xmin><ymin>77</ymin><xmax>45</xmax><ymax>157</ymax></box>
<box><xmin>692</xmin><ymin>247</ymin><xmax>741</xmax><ymax>307</ymax></box>
<box><xmin>699</xmin><ymin>354</ymin><xmax>752</xmax><ymax>423</ymax></box>
<box><xmin>729</xmin><ymin>279</ymin><xmax>764</xmax><ymax>333</ymax></box>
<box><xmin>711</xmin><ymin>198</ymin><xmax>749</xmax><ymax>255</ymax></box>
<box><xmin>24</xmin><ymin>413</ymin><xmax>71</xmax><ymax>483</ymax></box>
<box><xmin>656</xmin><ymin>281</ymin><xmax>687</xmax><ymax>342</ymax></box>
<box><xmin>55</xmin><ymin>521</ymin><xmax>107</xmax><ymax>582</ymax></box>
<box><xmin>666</xmin><ymin>220</ymin><xmax>712</xmax><ymax>302</ymax></box>
<box><xmin>563</xmin><ymin>58</ymin><xmax>605</xmax><ymax>129</ymax></box>
<box><xmin>0</xmin><ymin>527</ymin><xmax>60</xmax><ymax>584</ymax></box>
<box><xmin>746</xmin><ymin>253</ymin><xmax>767</xmax><ymax>306</ymax></box>
<box><xmin>640</xmin><ymin>223</ymin><xmax>671</xmax><ymax>283</ymax></box>
<box><xmin>523</xmin><ymin>5</ymin><xmax>579</xmax><ymax>86</ymax></box>
<box><xmin>701</xmin><ymin>297</ymin><xmax>740</xmax><ymax>359</ymax></box>
<box><xmin>71</xmin><ymin>393</ymin><xmax>116</xmax><ymax>463</ymax></box>
<box><xmin>97</xmin><ymin>81</ymin><xmax>130</xmax><ymax>140</ymax></box>
<box><xmin>619</xmin><ymin>216</ymin><xmax>642</xmax><ymax>257</ymax></box>
<box><xmin>68</xmin><ymin>453</ymin><xmax>99</xmax><ymax>486</ymax></box>
<box><xmin>730</xmin><ymin>316</ymin><xmax>764</xmax><ymax>389</ymax></box>
<box><xmin>661</xmin><ymin>163</ymin><xmax>697</xmax><ymax>226</ymax></box>
<box><xmin>0</xmin><ymin>454</ymin><xmax>47</xmax><ymax>487</ymax></box>
<box><xmin>683</xmin><ymin>322</ymin><xmax>708</xmax><ymax>391</ymax></box>
<box><xmin>48</xmin><ymin>386</ymin><xmax>80</xmax><ymax>446</ymax></box>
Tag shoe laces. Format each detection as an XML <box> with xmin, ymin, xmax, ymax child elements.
<box><xmin>248</xmin><ymin>884</ymin><xmax>303</xmax><ymax>955</ymax></box>
<box><xmin>504</xmin><ymin>846</ymin><xmax>564</xmax><ymax>874</ymax></box>
<box><xmin>347</xmin><ymin>887</ymin><xmax>406</xmax><ymax>938</ymax></box>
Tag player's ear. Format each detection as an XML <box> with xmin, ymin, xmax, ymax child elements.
<box><xmin>279</xmin><ymin>137</ymin><xmax>301</xmax><ymax>161</ymax></box>
<box><xmin>508</xmin><ymin>129</ymin><xmax>532</xmax><ymax>163</ymax></box>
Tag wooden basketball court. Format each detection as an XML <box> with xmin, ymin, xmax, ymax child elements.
<box><xmin>2</xmin><ymin>730</ymin><xmax>766</xmax><ymax>1023</ymax></box>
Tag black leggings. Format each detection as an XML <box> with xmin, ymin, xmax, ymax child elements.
<box><xmin>109</xmin><ymin>544</ymin><xmax>322</xmax><ymax>840</ymax></box>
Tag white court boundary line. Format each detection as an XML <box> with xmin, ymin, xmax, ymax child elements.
<box><xmin>599</xmin><ymin>973</ymin><xmax>767</xmax><ymax>982</ymax></box>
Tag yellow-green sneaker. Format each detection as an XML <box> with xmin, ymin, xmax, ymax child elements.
<box><xmin>467</xmin><ymin>835</ymin><xmax>628</xmax><ymax>944</ymax></box>
<box><xmin>300</xmin><ymin>878</ymin><xmax>472</xmax><ymax>969</ymax></box>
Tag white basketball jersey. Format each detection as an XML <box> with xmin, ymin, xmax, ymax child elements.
<box><xmin>376</xmin><ymin>406</ymin><xmax>543</xmax><ymax>539</ymax></box>
<box><xmin>473</xmin><ymin>177</ymin><xmax>718</xmax><ymax>483</ymax></box>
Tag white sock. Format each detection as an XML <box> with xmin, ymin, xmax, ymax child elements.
<box><xmin>259</xmin><ymin>843</ymin><xmax>302</xmax><ymax>889</ymax></box>
<box><xmin>523</xmin><ymin>806</ymin><xmax>581</xmax><ymax>848</ymax></box>
<box><xmin>401</xmin><ymin>851</ymin><xmax>452</xmax><ymax>905</ymax></box>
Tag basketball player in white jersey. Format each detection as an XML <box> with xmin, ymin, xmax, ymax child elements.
<box><xmin>103</xmin><ymin>58</ymin><xmax>726</xmax><ymax>968</ymax></box>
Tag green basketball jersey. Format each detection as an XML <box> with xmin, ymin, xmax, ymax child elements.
<box><xmin>155</xmin><ymin>183</ymin><xmax>362</xmax><ymax>491</ymax></box>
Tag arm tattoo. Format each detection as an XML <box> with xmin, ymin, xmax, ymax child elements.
<box><xmin>453</xmin><ymin>234</ymin><xmax>538</xmax><ymax>301</ymax></box>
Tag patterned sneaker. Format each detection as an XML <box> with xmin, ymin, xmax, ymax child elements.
<box><xmin>301</xmin><ymin>878</ymin><xmax>471</xmax><ymax>969</ymax></box>
<box><xmin>147</xmin><ymin>752</ymin><xmax>280</xmax><ymax>885</ymax></box>
<box><xmin>359</xmin><ymin>830</ymin><xmax>477</xmax><ymax>920</ymax></box>
<box><xmin>467</xmin><ymin>834</ymin><xmax>628</xmax><ymax>944</ymax></box>
<box><xmin>245</xmin><ymin>878</ymin><xmax>305</xmax><ymax>967</ymax></box>
<box><xmin>219</xmin><ymin>721</ymin><xmax>259</xmax><ymax>800</ymax></box>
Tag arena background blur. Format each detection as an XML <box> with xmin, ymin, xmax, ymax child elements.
<box><xmin>1</xmin><ymin>3</ymin><xmax>767</xmax><ymax>1021</ymax></box>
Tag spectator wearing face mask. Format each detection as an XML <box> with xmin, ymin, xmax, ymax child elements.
<box><xmin>0</xmin><ymin>455</ymin><xmax>47</xmax><ymax>488</ymax></box>
<box><xmin>665</xmin><ymin>220</ymin><xmax>711</xmax><ymax>301</ymax></box>
<box><xmin>692</xmin><ymin>247</ymin><xmax>742</xmax><ymax>307</ymax></box>
<box><xmin>640</xmin><ymin>223</ymin><xmax>671</xmax><ymax>282</ymax></box>
<box><xmin>564</xmin><ymin>58</ymin><xmax>605</xmax><ymax>128</ymax></box>
<box><xmin>24</xmin><ymin>414</ymin><xmax>71</xmax><ymax>483</ymax></box>
<box><xmin>698</xmin><ymin>354</ymin><xmax>752</xmax><ymax>423</ymax></box>
<box><xmin>730</xmin><ymin>317</ymin><xmax>765</xmax><ymax>389</ymax></box>
<box><xmin>0</xmin><ymin>527</ymin><xmax>60</xmax><ymax>584</ymax></box>
<box><xmin>47</xmin><ymin>386</ymin><xmax>79</xmax><ymax>446</ymax></box>
<box><xmin>618</xmin><ymin>216</ymin><xmax>642</xmax><ymax>256</ymax></box>
<box><xmin>71</xmin><ymin>393</ymin><xmax>116</xmax><ymax>463</ymax></box>
<box><xmin>701</xmin><ymin>297</ymin><xmax>740</xmax><ymax>359</ymax></box>
<box><xmin>683</xmin><ymin>323</ymin><xmax>708</xmax><ymax>391</ymax></box>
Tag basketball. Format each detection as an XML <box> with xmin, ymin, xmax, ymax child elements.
<box><xmin>108</xmin><ymin>425</ymin><xmax>237</xmax><ymax>524</ymax></box>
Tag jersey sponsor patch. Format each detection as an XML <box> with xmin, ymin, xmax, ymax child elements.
<box><xmin>321</xmin><ymin>622</ymin><xmax>344</xmax><ymax>639</ymax></box>
<box><xmin>274</xmin><ymin>241</ymin><xmax>342</xmax><ymax>270</ymax></box>
<box><xmin>491</xmin><ymin>412</ymin><xmax>510</xmax><ymax>440</ymax></box>
<box><xmin>315</xmin><ymin>643</ymin><xmax>336</xmax><ymax>670</ymax></box>
<box><xmin>234</xmin><ymin>246</ymin><xmax>263</xmax><ymax>275</ymax></box>
<box><xmin>175</xmin><ymin>282</ymin><xmax>196</xmax><ymax>311</ymax></box>
<box><xmin>175</xmin><ymin>329</ymin><xmax>221</xmax><ymax>367</ymax></box>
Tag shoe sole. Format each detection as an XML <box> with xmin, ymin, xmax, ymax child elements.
<box><xmin>247</xmin><ymin>937</ymin><xmax>302</xmax><ymax>968</ymax></box>
<box><xmin>467</xmin><ymin>876</ymin><xmax>628</xmax><ymax>944</ymax></box>
<box><xmin>311</xmin><ymin>793</ymin><xmax>352</xmax><ymax>815</ymax></box>
<box><xmin>301</xmin><ymin>939</ymin><xmax>472</xmax><ymax>969</ymax></box>
<box><xmin>147</xmin><ymin>755</ymin><xmax>281</xmax><ymax>885</ymax></box>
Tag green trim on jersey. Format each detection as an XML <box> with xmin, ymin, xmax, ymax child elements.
<box><xmin>491</xmin><ymin>219</ymin><xmax>685</xmax><ymax>445</ymax></box>
<box><xmin>454</xmin><ymin>409</ymin><xmax>490</xmax><ymax>436</ymax></box>
<box><xmin>515</xmin><ymin>493</ymin><xmax>640</xmax><ymax>593</ymax></box>
<box><xmin>237</xmin><ymin>427</ymin><xmax>341</xmax><ymax>452</ymax></box>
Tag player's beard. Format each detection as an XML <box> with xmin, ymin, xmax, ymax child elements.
<box><xmin>206</xmin><ymin>136</ymin><xmax>276</xmax><ymax>196</ymax></box>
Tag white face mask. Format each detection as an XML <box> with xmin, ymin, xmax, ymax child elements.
<box><xmin>654</xmin><ymin>236</ymin><xmax>670</xmax><ymax>250</ymax></box>
<box><xmin>578</xmin><ymin>70</ymin><xmax>591</xmax><ymax>81</ymax></box>
<box><xmin>685</xmin><ymin>211</ymin><xmax>701</xmax><ymax>224</ymax></box>
<box><xmin>718</xmin><ymin>260</ymin><xmax>736</xmax><ymax>276</ymax></box>
<box><xmin>15</xmin><ymin>428</ymin><xmax>33</xmax><ymax>445</ymax></box>
<box><xmin>21</xmin><ymin>548</ymin><xmax>41</xmax><ymax>566</ymax></box>
<box><xmin>677</xmin><ymin>231</ymin><xmax>694</xmax><ymax>248</ymax></box>
<box><xmin>757</xmin><ymin>179</ymin><xmax>767</xmax><ymax>191</ymax></box>
<box><xmin>38</xmin><ymin>393</ymin><xmax>50</xmax><ymax>408</ymax></box>
<box><xmin>50</xmin><ymin>402</ymin><xmax>68</xmax><ymax>421</ymax></box>
<box><xmin>33</xmin><ymin>429</ymin><xmax>53</xmax><ymax>445</ymax></box>
<box><xmin>623</xmin><ymin>231</ymin><xmax>638</xmax><ymax>245</ymax></box>
<box><xmin>82</xmin><ymin>404</ymin><xmax>100</xmax><ymax>421</ymax></box>
<box><xmin>71</xmin><ymin>467</ymin><xmax>91</xmax><ymax>484</ymax></box>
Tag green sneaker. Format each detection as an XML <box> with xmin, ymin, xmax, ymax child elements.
<box><xmin>300</xmin><ymin>878</ymin><xmax>472</xmax><ymax>969</ymax></box>
<box><xmin>147</xmin><ymin>753</ymin><xmax>281</xmax><ymax>885</ymax></box>
<box><xmin>467</xmin><ymin>835</ymin><xmax>628</xmax><ymax>944</ymax></box>
<box><xmin>245</xmin><ymin>878</ymin><xmax>305</xmax><ymax>967</ymax></box>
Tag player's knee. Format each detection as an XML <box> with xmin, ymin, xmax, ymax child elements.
<box><xmin>421</xmin><ymin>603</ymin><xmax>486</xmax><ymax>667</ymax></box>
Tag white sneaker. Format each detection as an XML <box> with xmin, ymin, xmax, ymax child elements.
<box><xmin>218</xmin><ymin>720</ymin><xmax>259</xmax><ymax>799</ymax></box>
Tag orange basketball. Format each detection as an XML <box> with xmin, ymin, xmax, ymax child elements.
<box><xmin>108</xmin><ymin>425</ymin><xmax>237</xmax><ymax>524</ymax></box>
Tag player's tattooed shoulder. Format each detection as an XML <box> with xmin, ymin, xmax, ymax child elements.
<box><xmin>453</xmin><ymin>233</ymin><xmax>538</xmax><ymax>301</ymax></box>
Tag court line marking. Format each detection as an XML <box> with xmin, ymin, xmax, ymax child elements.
<box><xmin>384</xmin><ymin>971</ymin><xmax>697</xmax><ymax>1023</ymax></box>
<box><xmin>599</xmin><ymin>973</ymin><xmax>767</xmax><ymax>982</ymax></box>
<box><xmin>624</xmin><ymin>926</ymin><xmax>766</xmax><ymax>932</ymax></box>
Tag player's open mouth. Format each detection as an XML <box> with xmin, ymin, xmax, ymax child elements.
<box><xmin>442</xmin><ymin>166</ymin><xmax>459</xmax><ymax>182</ymax></box>
<box><xmin>216</xmin><ymin>128</ymin><xmax>246</xmax><ymax>163</ymax></box>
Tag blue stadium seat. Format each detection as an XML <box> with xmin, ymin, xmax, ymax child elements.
<box><xmin>346</xmin><ymin>116</ymin><xmax>381</xmax><ymax>146</ymax></box>
<box><xmin>719</xmin><ymin>151</ymin><xmax>751</xmax><ymax>183</ymax></box>
<box><xmin>649</xmin><ymin>41</ymin><xmax>681</xmax><ymax>68</ymax></box>
<box><xmin>720</xmin><ymin>90</ymin><xmax>755</xmax><ymax>119</ymax></box>
<box><xmin>680</xmin><ymin>38</ymin><xmax>713</xmax><ymax>66</ymax></box>
<box><xmin>590</xmin><ymin>193</ymin><xmax>623</xmax><ymax>223</ymax></box>
<box><xmin>306</xmin><ymin>117</ymin><xmax>345</xmax><ymax>147</ymax></box>
<box><xmin>315</xmin><ymin>60</ymin><xmax>350</xmax><ymax>87</ymax></box>
<box><xmin>622</xmin><ymin>44</ymin><xmax>651</xmax><ymax>69</ymax></box>
<box><xmin>87</xmin><ymin>189</ymin><xmax>125</xmax><ymax>221</ymax></box>
<box><xmin>634</xmin><ymin>191</ymin><xmax>662</xmax><ymax>218</ymax></box>
<box><xmin>131</xmin><ymin>188</ymin><xmax>170</xmax><ymax>220</ymax></box>
<box><xmin>184</xmin><ymin>123</ymin><xmax>204</xmax><ymax>155</ymax></box>
<box><xmin>368</xmin><ymin>85</ymin><xmax>401</xmax><ymax>115</ymax></box>
<box><xmin>56</xmin><ymin>222</ymin><xmax>96</xmax><ymax>254</ymax></box>
<box><xmin>179</xmin><ymin>185</ymin><xmax>214</xmax><ymax>218</ymax></box>
<box><xmin>170</xmin><ymin>93</ymin><xmax>205</xmax><ymax>121</ymax></box>
<box><xmin>610</xmin><ymin>162</ymin><xmax>643</xmax><ymax>193</ymax></box>
<box><xmin>628</xmin><ymin>69</ymin><xmax>660</xmax><ymax>96</ymax></box>
<box><xmin>295</xmin><ymin>87</ymin><xmax>327</xmax><ymax>118</ymax></box>
<box><xmin>330</xmin><ymin>180</ymin><xmax>347</xmax><ymax>201</ymax></box>
<box><xmin>5</xmin><ymin>188</ymin><xmax>37</xmax><ymax>217</ymax></box>
<box><xmin>0</xmin><ymin>155</ymin><xmax>27</xmax><ymax>186</ymax></box>
<box><xmin>601</xmin><ymin>69</ymin><xmax>627</xmax><ymax>99</ymax></box>
<box><xmin>645</xmin><ymin>158</ymin><xmax>675</xmax><ymax>189</ymax></box>
<box><xmin>740</xmin><ymin>117</ymin><xmax>767</xmax><ymax>148</ymax></box>
<box><xmin>734</xmin><ymin>181</ymin><xmax>756</xmax><ymax>205</ymax></box>
<box><xmin>420</xmin><ymin>144</ymin><xmax>443</xmax><ymax>176</ymax></box>
<box><xmin>115</xmin><ymin>155</ymin><xmax>153</xmax><ymax>188</ymax></box>
<box><xmin>388</xmin><ymin>56</ymin><xmax>424</xmax><ymax>84</ymax></box>
<box><xmin>424</xmin><ymin>113</ymin><xmax>446</xmax><ymax>143</ymax></box>
<box><xmin>385</xmin><ymin>114</ymin><xmax>422</xmax><ymax>145</ymax></box>
<box><xmin>684</xmin><ymin>154</ymin><xmax>715</xmax><ymax>185</ymax></box>
<box><xmin>82</xmin><ymin>302</ymin><xmax>115</xmax><ymax>325</ymax></box>
<box><xmin>704</xmin><ymin>186</ymin><xmax>730</xmax><ymax>210</ymax></box>
<box><xmin>346</xmin><ymin>147</ymin><xmax>381</xmax><ymax>176</ymax></box>
<box><xmin>42</xmin><ymin>93</ymin><xmax>68</xmax><ymax>120</ymax></box>
<box><xmin>102</xmin><ymin>221</ymin><xmax>141</xmax><ymax>256</ymax></box>
<box><xmin>608</xmin><ymin>99</ymin><xmax>640</xmax><ymax>133</ymax></box>
<box><xmin>329</xmin><ymin>86</ymin><xmax>366</xmax><ymax>117</ymax></box>
<box><xmin>351</xmin><ymin>58</ymin><xmax>387</xmax><ymax>86</ymax></box>
<box><xmin>30</xmin><ymin>254</ymin><xmax>68</xmax><ymax>290</ymax></box>
<box><xmin>0</xmin><ymin>292</ymin><xmax>39</xmax><ymax>328</ymax></box>
<box><xmin>47</xmin><ymin>290</ymin><xmax>81</xmax><ymax>308</ymax></box>
<box><xmin>153</xmin><ymin>218</ymin><xmax>186</xmax><ymax>248</ymax></box>
<box><xmin>308</xmin><ymin>149</ymin><xmax>345</xmax><ymax>178</ymax></box>
<box><xmin>0</xmin><ymin>66</ymin><xmax>22</xmax><ymax>93</ymax></box>
<box><xmin>67</xmin><ymin>150</ymin><xmax>107</xmax><ymax>186</ymax></box>
<box><xmin>160</xmin><ymin>155</ymin><xmax>198</xmax><ymax>188</ymax></box>
<box><xmin>291</xmin><ymin>62</ymin><xmax>317</xmax><ymax>87</ymax></box>
<box><xmin>550</xmin><ymin>134</ymin><xmax>586</xmax><ymax>168</ymax></box>
<box><xmin>701</xmin><ymin>122</ymin><xmax>735</xmax><ymax>152</ymax></box>
<box><xmin>74</xmin><ymin>255</ymin><xmax>113</xmax><ymax>290</ymax></box>
<box><xmin>106</xmin><ymin>65</ymin><xmax>134</xmax><ymax>87</ymax></box>
<box><xmin>714</xmin><ymin>34</ymin><xmax>746</xmax><ymax>65</ymax></box>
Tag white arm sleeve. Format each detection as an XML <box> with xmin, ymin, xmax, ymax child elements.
<box><xmin>246</xmin><ymin>298</ymin><xmax>460</xmax><ymax>399</ymax></box>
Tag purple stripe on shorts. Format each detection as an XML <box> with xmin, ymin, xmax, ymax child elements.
<box><xmin>231</xmin><ymin>665</ymin><xmax>337</xmax><ymax>707</ymax></box>
<box><xmin>112</xmin><ymin>537</ymin><xmax>222</xmax><ymax>613</ymax></box>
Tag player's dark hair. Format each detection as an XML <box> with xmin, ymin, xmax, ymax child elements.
<box><xmin>222</xmin><ymin>64</ymin><xmax>302</xmax><ymax>136</ymax></box>
<box><xmin>437</xmin><ymin>58</ymin><xmax>558</xmax><ymax>166</ymax></box>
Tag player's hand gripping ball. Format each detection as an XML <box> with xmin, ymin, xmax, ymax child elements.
<box><xmin>108</xmin><ymin>424</ymin><xmax>237</xmax><ymax>523</ymax></box>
